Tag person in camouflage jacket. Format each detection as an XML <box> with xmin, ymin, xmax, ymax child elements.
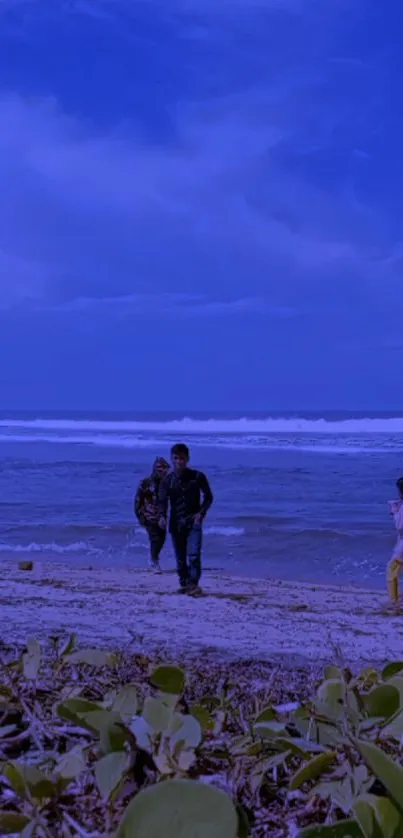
<box><xmin>134</xmin><ymin>457</ymin><xmax>170</xmax><ymax>572</ymax></box>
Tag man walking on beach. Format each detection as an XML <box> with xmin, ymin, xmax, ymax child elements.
<box><xmin>158</xmin><ymin>443</ymin><xmax>213</xmax><ymax>596</ymax></box>
<box><xmin>134</xmin><ymin>457</ymin><xmax>170</xmax><ymax>573</ymax></box>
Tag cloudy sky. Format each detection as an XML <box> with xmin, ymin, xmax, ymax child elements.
<box><xmin>0</xmin><ymin>0</ymin><xmax>401</xmax><ymax>412</ymax></box>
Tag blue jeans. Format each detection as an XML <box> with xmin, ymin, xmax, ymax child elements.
<box><xmin>171</xmin><ymin>523</ymin><xmax>202</xmax><ymax>588</ymax></box>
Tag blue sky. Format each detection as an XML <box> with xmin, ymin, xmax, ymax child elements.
<box><xmin>0</xmin><ymin>0</ymin><xmax>401</xmax><ymax>412</ymax></box>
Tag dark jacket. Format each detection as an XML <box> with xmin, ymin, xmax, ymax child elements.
<box><xmin>158</xmin><ymin>468</ymin><xmax>213</xmax><ymax>532</ymax></box>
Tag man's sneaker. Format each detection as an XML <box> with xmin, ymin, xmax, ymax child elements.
<box><xmin>149</xmin><ymin>561</ymin><xmax>162</xmax><ymax>574</ymax></box>
<box><xmin>187</xmin><ymin>585</ymin><xmax>203</xmax><ymax>597</ymax></box>
<box><xmin>177</xmin><ymin>585</ymin><xmax>189</xmax><ymax>594</ymax></box>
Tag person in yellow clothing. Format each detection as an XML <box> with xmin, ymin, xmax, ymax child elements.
<box><xmin>387</xmin><ymin>478</ymin><xmax>403</xmax><ymax>606</ymax></box>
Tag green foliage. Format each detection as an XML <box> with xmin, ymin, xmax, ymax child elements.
<box><xmin>112</xmin><ymin>685</ymin><xmax>139</xmax><ymax>720</ymax></box>
<box><xmin>364</xmin><ymin>685</ymin><xmax>400</xmax><ymax>719</ymax></box>
<box><xmin>355</xmin><ymin>740</ymin><xmax>403</xmax><ymax>811</ymax></box>
<box><xmin>289</xmin><ymin>751</ymin><xmax>337</xmax><ymax>790</ymax></box>
<box><xmin>117</xmin><ymin>779</ymin><xmax>239</xmax><ymax>838</ymax></box>
<box><xmin>2</xmin><ymin>639</ymin><xmax>403</xmax><ymax>836</ymax></box>
<box><xmin>95</xmin><ymin>751</ymin><xmax>130</xmax><ymax>799</ymax></box>
<box><xmin>354</xmin><ymin>794</ymin><xmax>403</xmax><ymax>838</ymax></box>
<box><xmin>297</xmin><ymin>821</ymin><xmax>363</xmax><ymax>837</ymax></box>
<box><xmin>0</xmin><ymin>813</ymin><xmax>31</xmax><ymax>834</ymax></box>
<box><xmin>382</xmin><ymin>662</ymin><xmax>403</xmax><ymax>680</ymax></box>
<box><xmin>149</xmin><ymin>664</ymin><xmax>185</xmax><ymax>695</ymax></box>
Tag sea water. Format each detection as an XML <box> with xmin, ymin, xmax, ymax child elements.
<box><xmin>0</xmin><ymin>410</ymin><xmax>401</xmax><ymax>588</ymax></box>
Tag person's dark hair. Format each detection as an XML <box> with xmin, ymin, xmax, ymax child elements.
<box><xmin>171</xmin><ymin>442</ymin><xmax>190</xmax><ymax>458</ymax></box>
<box><xmin>397</xmin><ymin>477</ymin><xmax>403</xmax><ymax>497</ymax></box>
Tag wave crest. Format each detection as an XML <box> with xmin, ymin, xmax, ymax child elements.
<box><xmin>2</xmin><ymin>415</ymin><xmax>403</xmax><ymax>434</ymax></box>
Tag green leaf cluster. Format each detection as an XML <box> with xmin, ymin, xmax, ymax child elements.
<box><xmin>1</xmin><ymin>639</ymin><xmax>403</xmax><ymax>837</ymax></box>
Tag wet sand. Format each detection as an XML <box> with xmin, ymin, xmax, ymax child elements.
<box><xmin>1</xmin><ymin>559</ymin><xmax>400</xmax><ymax>667</ymax></box>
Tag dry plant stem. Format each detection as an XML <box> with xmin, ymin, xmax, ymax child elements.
<box><xmin>62</xmin><ymin>811</ymin><xmax>102</xmax><ymax>837</ymax></box>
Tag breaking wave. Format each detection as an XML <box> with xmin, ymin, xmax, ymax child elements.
<box><xmin>0</xmin><ymin>541</ymin><xmax>89</xmax><ymax>554</ymax></box>
<box><xmin>1</xmin><ymin>415</ymin><xmax>403</xmax><ymax>454</ymax></box>
<box><xmin>1</xmin><ymin>415</ymin><xmax>403</xmax><ymax>434</ymax></box>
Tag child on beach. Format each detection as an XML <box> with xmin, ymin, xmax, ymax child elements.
<box><xmin>387</xmin><ymin>477</ymin><xmax>403</xmax><ymax>605</ymax></box>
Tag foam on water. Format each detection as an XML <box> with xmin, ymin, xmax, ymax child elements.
<box><xmin>1</xmin><ymin>415</ymin><xmax>403</xmax><ymax>453</ymax></box>
<box><xmin>204</xmin><ymin>526</ymin><xmax>245</xmax><ymax>536</ymax></box>
<box><xmin>2</xmin><ymin>415</ymin><xmax>403</xmax><ymax>434</ymax></box>
<box><xmin>0</xmin><ymin>541</ymin><xmax>89</xmax><ymax>554</ymax></box>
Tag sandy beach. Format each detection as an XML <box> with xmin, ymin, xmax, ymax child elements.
<box><xmin>1</xmin><ymin>559</ymin><xmax>400</xmax><ymax>667</ymax></box>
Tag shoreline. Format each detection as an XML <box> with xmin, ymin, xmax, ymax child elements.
<box><xmin>1</xmin><ymin>558</ymin><xmax>400</xmax><ymax>667</ymax></box>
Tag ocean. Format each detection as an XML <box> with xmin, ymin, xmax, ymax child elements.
<box><xmin>0</xmin><ymin>411</ymin><xmax>402</xmax><ymax>589</ymax></box>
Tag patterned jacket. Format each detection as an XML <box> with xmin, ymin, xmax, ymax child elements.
<box><xmin>134</xmin><ymin>457</ymin><xmax>169</xmax><ymax>526</ymax></box>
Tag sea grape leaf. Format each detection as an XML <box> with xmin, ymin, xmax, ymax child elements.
<box><xmin>95</xmin><ymin>714</ymin><xmax>128</xmax><ymax>754</ymax></box>
<box><xmin>24</xmin><ymin>765</ymin><xmax>56</xmax><ymax>801</ymax></box>
<box><xmin>3</xmin><ymin>762</ymin><xmax>27</xmax><ymax>797</ymax></box>
<box><xmin>117</xmin><ymin>778</ymin><xmax>238</xmax><ymax>838</ymax></box>
<box><xmin>57</xmin><ymin>697</ymin><xmax>103</xmax><ymax>729</ymax></box>
<box><xmin>113</xmin><ymin>685</ymin><xmax>138</xmax><ymax>721</ymax></box>
<box><xmin>385</xmin><ymin>677</ymin><xmax>403</xmax><ymax>703</ymax></box>
<box><xmin>316</xmin><ymin>679</ymin><xmax>346</xmax><ymax>721</ymax></box>
<box><xmin>81</xmin><ymin>709</ymin><xmax>122</xmax><ymax>733</ymax></box>
<box><xmin>255</xmin><ymin>706</ymin><xmax>277</xmax><ymax>723</ymax></box>
<box><xmin>314</xmin><ymin>765</ymin><xmax>371</xmax><ymax>815</ymax></box>
<box><xmin>236</xmin><ymin>804</ymin><xmax>250</xmax><ymax>838</ymax></box>
<box><xmin>297</xmin><ymin>821</ymin><xmax>363</xmax><ymax>837</ymax></box>
<box><xmin>95</xmin><ymin>751</ymin><xmax>129</xmax><ymax>799</ymax></box>
<box><xmin>190</xmin><ymin>704</ymin><xmax>214</xmax><ymax>731</ymax></box>
<box><xmin>381</xmin><ymin>709</ymin><xmax>403</xmax><ymax>741</ymax></box>
<box><xmin>317</xmin><ymin>679</ymin><xmax>345</xmax><ymax>704</ymax></box>
<box><xmin>170</xmin><ymin>714</ymin><xmax>202</xmax><ymax>750</ymax></box>
<box><xmin>382</xmin><ymin>662</ymin><xmax>403</xmax><ymax>681</ymax></box>
<box><xmin>274</xmin><ymin>737</ymin><xmax>323</xmax><ymax>757</ymax></box>
<box><xmin>354</xmin><ymin>793</ymin><xmax>402</xmax><ymax>838</ymax></box>
<box><xmin>57</xmin><ymin>746</ymin><xmax>86</xmax><ymax>780</ymax></box>
<box><xmin>254</xmin><ymin>721</ymin><xmax>288</xmax><ymax>738</ymax></box>
<box><xmin>0</xmin><ymin>813</ymin><xmax>32</xmax><ymax>834</ymax></box>
<box><xmin>143</xmin><ymin>697</ymin><xmax>173</xmax><ymax>733</ymax></box>
<box><xmin>355</xmin><ymin>739</ymin><xmax>403</xmax><ymax>811</ymax></box>
<box><xmin>130</xmin><ymin>716</ymin><xmax>153</xmax><ymax>750</ymax></box>
<box><xmin>176</xmin><ymin>748</ymin><xmax>197</xmax><ymax>771</ymax></box>
<box><xmin>149</xmin><ymin>665</ymin><xmax>185</xmax><ymax>695</ymax></box>
<box><xmin>364</xmin><ymin>685</ymin><xmax>400</xmax><ymax>720</ymax></box>
<box><xmin>323</xmin><ymin>666</ymin><xmax>343</xmax><ymax>680</ymax></box>
<box><xmin>5</xmin><ymin>763</ymin><xmax>55</xmax><ymax>801</ymax></box>
<box><xmin>289</xmin><ymin>751</ymin><xmax>337</xmax><ymax>791</ymax></box>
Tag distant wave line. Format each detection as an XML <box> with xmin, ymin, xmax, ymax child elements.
<box><xmin>0</xmin><ymin>431</ymin><xmax>402</xmax><ymax>454</ymax></box>
<box><xmin>2</xmin><ymin>415</ymin><xmax>403</xmax><ymax>434</ymax></box>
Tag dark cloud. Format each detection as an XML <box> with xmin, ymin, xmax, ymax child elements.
<box><xmin>0</xmin><ymin>83</ymin><xmax>396</xmax><ymax>315</ymax></box>
<box><xmin>0</xmin><ymin>0</ymin><xmax>402</xmax><ymax>408</ymax></box>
